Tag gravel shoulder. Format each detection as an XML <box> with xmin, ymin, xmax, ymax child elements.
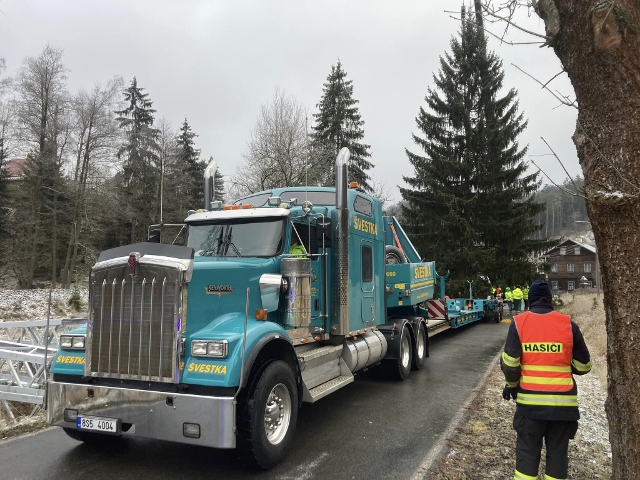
<box><xmin>425</xmin><ymin>295</ymin><xmax>611</xmax><ymax>480</ymax></box>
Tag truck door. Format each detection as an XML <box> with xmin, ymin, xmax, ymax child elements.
<box><xmin>361</xmin><ymin>240</ymin><xmax>375</xmax><ymax>324</ymax></box>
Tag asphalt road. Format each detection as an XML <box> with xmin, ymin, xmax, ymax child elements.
<box><xmin>0</xmin><ymin>321</ymin><xmax>508</xmax><ymax>480</ymax></box>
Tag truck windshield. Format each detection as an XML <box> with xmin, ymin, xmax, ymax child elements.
<box><xmin>186</xmin><ymin>218</ymin><xmax>285</xmax><ymax>258</ymax></box>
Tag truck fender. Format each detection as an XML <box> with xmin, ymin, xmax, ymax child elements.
<box><xmin>241</xmin><ymin>334</ymin><xmax>302</xmax><ymax>402</ymax></box>
<box><xmin>378</xmin><ymin>318</ymin><xmax>413</xmax><ymax>360</ymax></box>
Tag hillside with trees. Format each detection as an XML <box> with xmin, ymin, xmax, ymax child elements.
<box><xmin>0</xmin><ymin>46</ymin><xmax>226</xmax><ymax>288</ymax></box>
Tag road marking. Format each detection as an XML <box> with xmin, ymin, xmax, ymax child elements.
<box><xmin>409</xmin><ymin>349</ymin><xmax>504</xmax><ymax>480</ymax></box>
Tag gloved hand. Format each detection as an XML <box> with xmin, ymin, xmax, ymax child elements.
<box><xmin>502</xmin><ymin>385</ymin><xmax>518</xmax><ymax>400</ymax></box>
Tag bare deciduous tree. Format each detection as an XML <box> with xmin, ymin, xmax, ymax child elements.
<box><xmin>232</xmin><ymin>88</ymin><xmax>324</xmax><ymax>196</ymax></box>
<box><xmin>483</xmin><ymin>2</ymin><xmax>640</xmax><ymax>477</ymax></box>
<box><xmin>62</xmin><ymin>77</ymin><xmax>123</xmax><ymax>287</ymax></box>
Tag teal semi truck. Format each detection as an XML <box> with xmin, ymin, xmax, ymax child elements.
<box><xmin>46</xmin><ymin>148</ymin><xmax>498</xmax><ymax>469</ymax></box>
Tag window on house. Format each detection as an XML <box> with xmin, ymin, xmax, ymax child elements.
<box><xmin>584</xmin><ymin>263</ymin><xmax>592</xmax><ymax>273</ymax></box>
<box><xmin>551</xmin><ymin>263</ymin><xmax>558</xmax><ymax>273</ymax></box>
<box><xmin>560</xmin><ymin>247</ymin><xmax>566</xmax><ymax>255</ymax></box>
<box><xmin>568</xmin><ymin>281</ymin><xmax>575</xmax><ymax>291</ymax></box>
<box><xmin>551</xmin><ymin>281</ymin><xmax>559</xmax><ymax>290</ymax></box>
<box><xmin>567</xmin><ymin>263</ymin><xmax>575</xmax><ymax>273</ymax></box>
<box><xmin>574</xmin><ymin>246</ymin><xmax>581</xmax><ymax>255</ymax></box>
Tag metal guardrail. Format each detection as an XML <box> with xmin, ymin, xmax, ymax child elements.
<box><xmin>0</xmin><ymin>317</ymin><xmax>87</xmax><ymax>421</ymax></box>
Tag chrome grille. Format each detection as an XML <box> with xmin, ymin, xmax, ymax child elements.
<box><xmin>86</xmin><ymin>263</ymin><xmax>183</xmax><ymax>383</ymax></box>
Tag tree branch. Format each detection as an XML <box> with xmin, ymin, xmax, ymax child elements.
<box><xmin>529</xmin><ymin>159</ymin><xmax>585</xmax><ymax>198</ymax></box>
<box><xmin>481</xmin><ymin>3</ymin><xmax>552</xmax><ymax>40</ymax></box>
<box><xmin>540</xmin><ymin>137</ymin><xmax>580</xmax><ymax>193</ymax></box>
<box><xmin>511</xmin><ymin>63</ymin><xmax>578</xmax><ymax>108</ymax></box>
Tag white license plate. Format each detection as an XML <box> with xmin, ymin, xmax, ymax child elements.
<box><xmin>77</xmin><ymin>416</ymin><xmax>120</xmax><ymax>434</ymax></box>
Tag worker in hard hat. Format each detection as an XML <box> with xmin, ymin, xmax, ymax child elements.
<box><xmin>512</xmin><ymin>286</ymin><xmax>524</xmax><ymax>314</ymax></box>
<box><xmin>504</xmin><ymin>287</ymin><xmax>513</xmax><ymax>315</ymax></box>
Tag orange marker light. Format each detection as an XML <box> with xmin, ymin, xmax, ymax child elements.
<box><xmin>349</xmin><ymin>181</ymin><xmax>359</xmax><ymax>188</ymax></box>
<box><xmin>255</xmin><ymin>309</ymin><xmax>268</xmax><ymax>321</ymax></box>
<box><xmin>242</xmin><ymin>204</ymin><xmax>252</xmax><ymax>209</ymax></box>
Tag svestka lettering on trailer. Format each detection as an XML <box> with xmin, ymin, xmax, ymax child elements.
<box><xmin>522</xmin><ymin>342</ymin><xmax>564</xmax><ymax>353</ymax></box>
<box><xmin>414</xmin><ymin>265</ymin><xmax>431</xmax><ymax>279</ymax></box>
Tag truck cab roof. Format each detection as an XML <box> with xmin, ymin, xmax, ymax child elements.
<box><xmin>185</xmin><ymin>207</ymin><xmax>290</xmax><ymax>223</ymax></box>
<box><xmin>234</xmin><ymin>187</ymin><xmax>338</xmax><ymax>208</ymax></box>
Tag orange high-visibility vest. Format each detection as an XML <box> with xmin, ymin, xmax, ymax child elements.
<box><xmin>514</xmin><ymin>311</ymin><xmax>573</xmax><ymax>392</ymax></box>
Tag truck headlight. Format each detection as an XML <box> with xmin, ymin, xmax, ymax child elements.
<box><xmin>60</xmin><ymin>335</ymin><xmax>86</xmax><ymax>350</ymax></box>
<box><xmin>191</xmin><ymin>340</ymin><xmax>228</xmax><ymax>358</ymax></box>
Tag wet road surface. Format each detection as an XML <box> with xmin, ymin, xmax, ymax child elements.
<box><xmin>0</xmin><ymin>321</ymin><xmax>508</xmax><ymax>480</ymax></box>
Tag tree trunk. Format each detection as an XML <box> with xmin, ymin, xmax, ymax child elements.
<box><xmin>51</xmin><ymin>190</ymin><xmax>57</xmax><ymax>288</ymax></box>
<box><xmin>541</xmin><ymin>2</ymin><xmax>640</xmax><ymax>477</ymax></box>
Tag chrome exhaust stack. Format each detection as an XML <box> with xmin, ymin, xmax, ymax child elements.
<box><xmin>331</xmin><ymin>147</ymin><xmax>350</xmax><ymax>336</ymax></box>
<box><xmin>203</xmin><ymin>159</ymin><xmax>218</xmax><ymax>211</ymax></box>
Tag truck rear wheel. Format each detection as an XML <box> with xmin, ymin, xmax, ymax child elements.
<box><xmin>239</xmin><ymin>360</ymin><xmax>298</xmax><ymax>470</ymax></box>
<box><xmin>411</xmin><ymin>321</ymin><xmax>427</xmax><ymax>370</ymax></box>
<box><xmin>386</xmin><ymin>325</ymin><xmax>412</xmax><ymax>380</ymax></box>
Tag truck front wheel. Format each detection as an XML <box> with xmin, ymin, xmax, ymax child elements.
<box><xmin>239</xmin><ymin>360</ymin><xmax>298</xmax><ymax>470</ymax></box>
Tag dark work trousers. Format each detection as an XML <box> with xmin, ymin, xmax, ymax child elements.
<box><xmin>513</xmin><ymin>414</ymin><xmax>579</xmax><ymax>479</ymax></box>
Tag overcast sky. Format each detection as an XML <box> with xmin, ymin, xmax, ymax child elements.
<box><xmin>0</xmin><ymin>0</ymin><xmax>580</xmax><ymax>203</ymax></box>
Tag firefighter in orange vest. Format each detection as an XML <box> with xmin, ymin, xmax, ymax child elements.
<box><xmin>500</xmin><ymin>280</ymin><xmax>591</xmax><ymax>480</ymax></box>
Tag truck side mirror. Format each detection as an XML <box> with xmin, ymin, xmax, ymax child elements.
<box><xmin>147</xmin><ymin>229</ymin><xmax>161</xmax><ymax>243</ymax></box>
<box><xmin>316</xmin><ymin>217</ymin><xmax>332</xmax><ymax>248</ymax></box>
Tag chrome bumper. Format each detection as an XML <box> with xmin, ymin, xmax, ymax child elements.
<box><xmin>46</xmin><ymin>381</ymin><xmax>236</xmax><ymax>448</ymax></box>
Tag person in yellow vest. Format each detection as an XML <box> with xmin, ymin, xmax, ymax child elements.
<box><xmin>523</xmin><ymin>285</ymin><xmax>529</xmax><ymax>311</ymax></box>
<box><xmin>501</xmin><ymin>280</ymin><xmax>591</xmax><ymax>480</ymax></box>
<box><xmin>504</xmin><ymin>287</ymin><xmax>513</xmax><ymax>315</ymax></box>
<box><xmin>512</xmin><ymin>286</ymin><xmax>524</xmax><ymax>314</ymax></box>
<box><xmin>289</xmin><ymin>240</ymin><xmax>307</xmax><ymax>257</ymax></box>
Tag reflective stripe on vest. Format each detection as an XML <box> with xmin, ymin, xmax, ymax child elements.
<box><xmin>514</xmin><ymin>311</ymin><xmax>574</xmax><ymax>393</ymax></box>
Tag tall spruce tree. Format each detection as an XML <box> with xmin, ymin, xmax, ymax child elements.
<box><xmin>175</xmin><ymin>118</ymin><xmax>203</xmax><ymax>213</ymax></box>
<box><xmin>312</xmin><ymin>61</ymin><xmax>373</xmax><ymax>190</ymax></box>
<box><xmin>214</xmin><ymin>168</ymin><xmax>225</xmax><ymax>204</ymax></box>
<box><xmin>115</xmin><ymin>77</ymin><xmax>160</xmax><ymax>243</ymax></box>
<box><xmin>401</xmin><ymin>14</ymin><xmax>550</xmax><ymax>295</ymax></box>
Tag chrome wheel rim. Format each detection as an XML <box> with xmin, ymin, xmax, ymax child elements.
<box><xmin>264</xmin><ymin>383</ymin><xmax>291</xmax><ymax>445</ymax></box>
<box><xmin>416</xmin><ymin>326</ymin><xmax>426</xmax><ymax>359</ymax></box>
<box><xmin>401</xmin><ymin>334</ymin><xmax>410</xmax><ymax>369</ymax></box>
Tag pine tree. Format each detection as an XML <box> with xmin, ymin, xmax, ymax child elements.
<box><xmin>312</xmin><ymin>61</ymin><xmax>373</xmax><ymax>190</ymax></box>
<box><xmin>401</xmin><ymin>14</ymin><xmax>550</xmax><ymax>294</ymax></box>
<box><xmin>115</xmin><ymin>77</ymin><xmax>160</xmax><ymax>243</ymax></box>
<box><xmin>175</xmin><ymin>118</ymin><xmax>203</xmax><ymax>212</ymax></box>
<box><xmin>214</xmin><ymin>168</ymin><xmax>225</xmax><ymax>204</ymax></box>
